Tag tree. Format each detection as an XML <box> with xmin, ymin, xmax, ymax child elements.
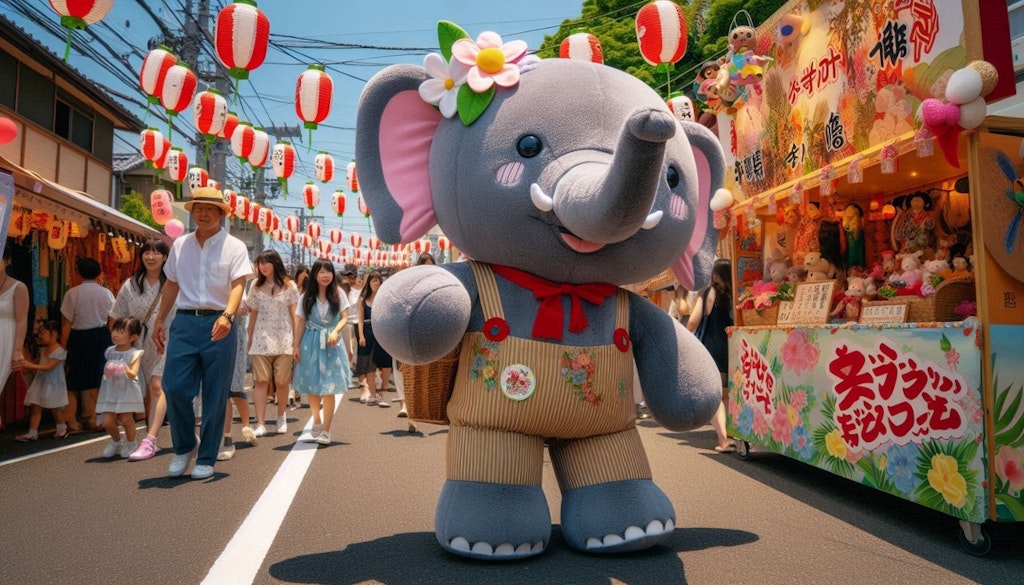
<box><xmin>119</xmin><ymin>192</ymin><xmax>162</xmax><ymax>231</ymax></box>
<box><xmin>536</xmin><ymin>0</ymin><xmax>788</xmax><ymax>99</ymax></box>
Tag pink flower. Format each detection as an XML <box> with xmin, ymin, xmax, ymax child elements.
<box><xmin>780</xmin><ymin>330</ymin><xmax>820</xmax><ymax>376</ymax></box>
<box><xmin>452</xmin><ymin>32</ymin><xmax>528</xmax><ymax>93</ymax></box>
<box><xmin>789</xmin><ymin>390</ymin><xmax>807</xmax><ymax>411</ymax></box>
<box><xmin>945</xmin><ymin>347</ymin><xmax>960</xmax><ymax>371</ymax></box>
<box><xmin>728</xmin><ymin>398</ymin><xmax>742</xmax><ymax>419</ymax></box>
<box><xmin>996</xmin><ymin>446</ymin><xmax>1024</xmax><ymax>496</ymax></box>
<box><xmin>418</xmin><ymin>53</ymin><xmax>470</xmax><ymax>118</ymax></box>
<box><xmin>771</xmin><ymin>407</ymin><xmax>793</xmax><ymax>444</ymax></box>
<box><xmin>752</xmin><ymin>409</ymin><xmax>770</xmax><ymax>436</ymax></box>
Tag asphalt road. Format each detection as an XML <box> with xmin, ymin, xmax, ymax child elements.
<box><xmin>1</xmin><ymin>389</ymin><xmax>1022</xmax><ymax>585</ymax></box>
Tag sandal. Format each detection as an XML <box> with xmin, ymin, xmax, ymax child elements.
<box><xmin>53</xmin><ymin>429</ymin><xmax>69</xmax><ymax>440</ymax></box>
<box><xmin>365</xmin><ymin>395</ymin><xmax>378</xmax><ymax>405</ymax></box>
<box><xmin>713</xmin><ymin>444</ymin><xmax>736</xmax><ymax>453</ymax></box>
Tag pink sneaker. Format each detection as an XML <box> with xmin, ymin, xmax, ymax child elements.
<box><xmin>128</xmin><ymin>436</ymin><xmax>156</xmax><ymax>461</ymax></box>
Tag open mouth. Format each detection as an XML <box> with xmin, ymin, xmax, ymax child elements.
<box><xmin>559</xmin><ymin>231</ymin><xmax>606</xmax><ymax>253</ymax></box>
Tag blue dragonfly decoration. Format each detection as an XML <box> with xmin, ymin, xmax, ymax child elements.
<box><xmin>995</xmin><ymin>151</ymin><xmax>1024</xmax><ymax>253</ymax></box>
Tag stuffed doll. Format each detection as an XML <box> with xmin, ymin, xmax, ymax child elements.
<box><xmin>890</xmin><ymin>251</ymin><xmax>925</xmax><ymax>295</ymax></box>
<box><xmin>830</xmin><ymin>277</ymin><xmax>872</xmax><ymax>322</ymax></box>
<box><xmin>803</xmin><ymin>251</ymin><xmax>835</xmax><ymax>281</ymax></box>
<box><xmin>764</xmin><ymin>249</ymin><xmax>791</xmax><ymax>284</ymax></box>
<box><xmin>355</xmin><ymin>22</ymin><xmax>727</xmax><ymax>561</ymax></box>
<box><xmin>944</xmin><ymin>255</ymin><xmax>973</xmax><ymax>280</ymax></box>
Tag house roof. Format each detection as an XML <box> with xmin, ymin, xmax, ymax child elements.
<box><xmin>0</xmin><ymin>15</ymin><xmax>145</xmax><ymax>133</ymax></box>
<box><xmin>112</xmin><ymin>153</ymin><xmax>147</xmax><ymax>174</ymax></box>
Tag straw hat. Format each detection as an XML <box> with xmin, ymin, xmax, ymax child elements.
<box><xmin>184</xmin><ymin>187</ymin><xmax>231</xmax><ymax>214</ymax></box>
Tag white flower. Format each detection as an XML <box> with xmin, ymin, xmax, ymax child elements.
<box><xmin>418</xmin><ymin>53</ymin><xmax>469</xmax><ymax>118</ymax></box>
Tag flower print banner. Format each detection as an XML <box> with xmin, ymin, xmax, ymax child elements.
<box><xmin>733</xmin><ymin>0</ymin><xmax>966</xmax><ymax>192</ymax></box>
<box><xmin>729</xmin><ymin>322</ymin><xmax>986</xmax><ymax>522</ymax></box>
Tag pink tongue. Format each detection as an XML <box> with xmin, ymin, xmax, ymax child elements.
<box><xmin>561</xmin><ymin>233</ymin><xmax>605</xmax><ymax>253</ymax></box>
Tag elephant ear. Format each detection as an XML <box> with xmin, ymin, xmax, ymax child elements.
<box><xmin>670</xmin><ymin>122</ymin><xmax>725</xmax><ymax>291</ymax></box>
<box><xmin>355</xmin><ymin>64</ymin><xmax>443</xmax><ymax>244</ymax></box>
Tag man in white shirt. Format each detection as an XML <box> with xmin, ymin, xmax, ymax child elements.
<box><xmin>152</xmin><ymin>188</ymin><xmax>253</xmax><ymax>480</ymax></box>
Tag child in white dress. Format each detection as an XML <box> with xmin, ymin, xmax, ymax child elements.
<box><xmin>15</xmin><ymin>321</ymin><xmax>69</xmax><ymax>441</ymax></box>
<box><xmin>96</xmin><ymin>317</ymin><xmax>146</xmax><ymax>458</ymax></box>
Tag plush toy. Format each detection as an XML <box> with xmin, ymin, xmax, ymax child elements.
<box><xmin>355</xmin><ymin>22</ymin><xmax>726</xmax><ymax>561</ymax></box>
<box><xmin>764</xmin><ymin>250</ymin><xmax>791</xmax><ymax>285</ymax></box>
<box><xmin>890</xmin><ymin>251</ymin><xmax>924</xmax><ymax>294</ymax></box>
<box><xmin>803</xmin><ymin>251</ymin><xmax>835</xmax><ymax>281</ymax></box>
<box><xmin>922</xmin><ymin>258</ymin><xmax>950</xmax><ymax>286</ymax></box>
<box><xmin>830</xmin><ymin>277</ymin><xmax>872</xmax><ymax>322</ymax></box>
<box><xmin>943</xmin><ymin>254</ymin><xmax>973</xmax><ymax>280</ymax></box>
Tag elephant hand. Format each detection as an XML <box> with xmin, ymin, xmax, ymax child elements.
<box><xmin>373</xmin><ymin>266</ymin><xmax>471</xmax><ymax>364</ymax></box>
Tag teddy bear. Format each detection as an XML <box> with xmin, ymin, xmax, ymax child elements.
<box><xmin>829</xmin><ymin>277</ymin><xmax>873</xmax><ymax>322</ymax></box>
<box><xmin>922</xmin><ymin>258</ymin><xmax>950</xmax><ymax>286</ymax></box>
<box><xmin>764</xmin><ymin>249</ymin><xmax>791</xmax><ymax>284</ymax></box>
<box><xmin>889</xmin><ymin>251</ymin><xmax>925</xmax><ymax>295</ymax></box>
<box><xmin>355</xmin><ymin>21</ymin><xmax>727</xmax><ymax>561</ymax></box>
<box><xmin>803</xmin><ymin>251</ymin><xmax>835</xmax><ymax>281</ymax></box>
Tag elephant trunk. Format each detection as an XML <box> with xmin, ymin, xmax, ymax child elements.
<box><xmin>553</xmin><ymin>107</ymin><xmax>676</xmax><ymax>244</ymax></box>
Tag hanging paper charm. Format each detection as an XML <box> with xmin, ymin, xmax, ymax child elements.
<box><xmin>847</xmin><ymin>156</ymin><xmax>864</xmax><ymax>184</ymax></box>
<box><xmin>559</xmin><ymin>31</ymin><xmax>603</xmax><ymax>64</ymax></box>
<box><xmin>302</xmin><ymin>182</ymin><xmax>319</xmax><ymax>210</ymax></box>
<box><xmin>331</xmin><ymin>190</ymin><xmax>346</xmax><ymax>217</ymax></box>
<box><xmin>158</xmin><ymin>62</ymin><xmax>197</xmax><ymax>140</ymax></box>
<box><xmin>295</xmin><ymin>64</ymin><xmax>334</xmax><ymax>148</ymax></box>
<box><xmin>914</xmin><ymin>126</ymin><xmax>935</xmax><ymax>158</ymax></box>
<box><xmin>272</xmin><ymin>141</ymin><xmax>296</xmax><ymax>197</ymax></box>
<box><xmin>214</xmin><ymin>0</ymin><xmax>270</xmax><ymax>87</ymax></box>
<box><xmin>49</xmin><ymin>0</ymin><xmax>114</xmax><ymax>62</ymax></box>
<box><xmin>789</xmin><ymin>182</ymin><xmax>803</xmax><ymax>206</ymax></box>
<box><xmin>880</xmin><ymin>143</ymin><xmax>899</xmax><ymax>175</ymax></box>
<box><xmin>819</xmin><ymin>166</ymin><xmax>835</xmax><ymax>196</ymax></box>
<box><xmin>314</xmin><ymin>152</ymin><xmax>335</xmax><ymax>183</ymax></box>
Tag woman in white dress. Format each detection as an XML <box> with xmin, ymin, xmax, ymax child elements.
<box><xmin>108</xmin><ymin>239</ymin><xmax>175</xmax><ymax>461</ymax></box>
<box><xmin>1</xmin><ymin>244</ymin><xmax>30</xmax><ymax>427</ymax></box>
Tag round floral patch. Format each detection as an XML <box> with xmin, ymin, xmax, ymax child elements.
<box><xmin>500</xmin><ymin>364</ymin><xmax>536</xmax><ymax>401</ymax></box>
<box><xmin>483</xmin><ymin>317</ymin><xmax>510</xmax><ymax>342</ymax></box>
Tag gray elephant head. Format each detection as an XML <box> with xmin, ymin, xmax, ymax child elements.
<box><xmin>355</xmin><ymin>57</ymin><xmax>725</xmax><ymax>289</ymax></box>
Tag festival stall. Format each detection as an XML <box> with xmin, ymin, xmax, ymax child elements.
<box><xmin>716</xmin><ymin>0</ymin><xmax>1023</xmax><ymax>554</ymax></box>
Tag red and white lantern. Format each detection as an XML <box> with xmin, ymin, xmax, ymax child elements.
<box><xmin>314</xmin><ymin>151</ymin><xmax>335</xmax><ymax>183</ymax></box>
<box><xmin>193</xmin><ymin>89</ymin><xmax>228</xmax><ymax>145</ymax></box>
<box><xmin>296</xmin><ymin>64</ymin><xmax>333</xmax><ymax>139</ymax></box>
<box><xmin>331</xmin><ymin>190</ymin><xmax>346</xmax><ymax>217</ymax></box>
<box><xmin>346</xmin><ymin>160</ymin><xmax>358</xmax><ymax>193</ymax></box>
<box><xmin>329</xmin><ymin>228</ymin><xmax>343</xmax><ymax>245</ymax></box>
<box><xmin>139</xmin><ymin>45</ymin><xmax>177</xmax><ymax>105</ymax></box>
<box><xmin>302</xmin><ymin>182</ymin><xmax>319</xmax><ymax>210</ymax></box>
<box><xmin>218</xmin><ymin>111</ymin><xmax>240</xmax><ymax>141</ymax></box>
<box><xmin>280</xmin><ymin>230</ymin><xmax>293</xmax><ymax>244</ymax></box>
<box><xmin>357</xmin><ymin>195</ymin><xmax>370</xmax><ymax>218</ymax></box>
<box><xmin>300</xmin><ymin>234</ymin><xmax>313</xmax><ymax>249</ymax></box>
<box><xmin>150</xmin><ymin>189</ymin><xmax>174</xmax><ymax>225</ymax></box>
<box><xmin>306</xmin><ymin>220</ymin><xmax>322</xmax><ymax>240</ymax></box>
<box><xmin>368</xmin><ymin>236</ymin><xmax>380</xmax><ymax>250</ymax></box>
<box><xmin>437</xmin><ymin>235</ymin><xmax>451</xmax><ymax>251</ymax></box>
<box><xmin>350</xmin><ymin>232</ymin><xmax>362</xmax><ymax>249</ymax></box>
<box><xmin>318</xmin><ymin>240</ymin><xmax>332</xmax><ymax>256</ymax></box>
<box><xmin>214</xmin><ymin>0</ymin><xmax>270</xmax><ymax>81</ymax></box>
<box><xmin>164</xmin><ymin>148</ymin><xmax>188</xmax><ymax>183</ymax></box>
<box><xmin>49</xmin><ymin>0</ymin><xmax>114</xmax><ymax>62</ymax></box>
<box><xmin>139</xmin><ymin>128</ymin><xmax>170</xmax><ymax>169</ymax></box>
<box><xmin>230</xmin><ymin>121</ymin><xmax>255</xmax><ymax>163</ymax></box>
<box><xmin>187</xmin><ymin>166</ymin><xmax>209</xmax><ymax>195</ymax></box>
<box><xmin>159</xmin><ymin>62</ymin><xmax>197</xmax><ymax>127</ymax></box>
<box><xmin>635</xmin><ymin>1</ymin><xmax>689</xmax><ymax>67</ymax></box>
<box><xmin>285</xmin><ymin>215</ymin><xmax>300</xmax><ymax>233</ymax></box>
<box><xmin>235</xmin><ymin>195</ymin><xmax>250</xmax><ymax>220</ymax></box>
<box><xmin>224</xmin><ymin>189</ymin><xmax>238</xmax><ymax>217</ymax></box>
<box><xmin>272</xmin><ymin>141</ymin><xmax>296</xmax><ymax>195</ymax></box>
<box><xmin>271</xmin><ymin>229</ymin><xmax>284</xmax><ymax>242</ymax></box>
<box><xmin>559</xmin><ymin>31</ymin><xmax>603</xmax><ymax>64</ymax></box>
<box><xmin>247</xmin><ymin>127</ymin><xmax>270</xmax><ymax>169</ymax></box>
<box><xmin>257</xmin><ymin>206</ymin><xmax>273</xmax><ymax>232</ymax></box>
<box><xmin>247</xmin><ymin>201</ymin><xmax>262</xmax><ymax>225</ymax></box>
<box><xmin>207</xmin><ymin>179</ymin><xmax>221</xmax><ymax>191</ymax></box>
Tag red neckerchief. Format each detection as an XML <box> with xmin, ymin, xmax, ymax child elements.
<box><xmin>490</xmin><ymin>265</ymin><xmax>617</xmax><ymax>342</ymax></box>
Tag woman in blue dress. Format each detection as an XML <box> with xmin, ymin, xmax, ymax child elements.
<box><xmin>292</xmin><ymin>258</ymin><xmax>352</xmax><ymax>445</ymax></box>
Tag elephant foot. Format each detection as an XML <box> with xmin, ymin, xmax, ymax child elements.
<box><xmin>560</xmin><ymin>479</ymin><xmax>676</xmax><ymax>553</ymax></box>
<box><xmin>435</xmin><ymin>479</ymin><xmax>551</xmax><ymax>560</ymax></box>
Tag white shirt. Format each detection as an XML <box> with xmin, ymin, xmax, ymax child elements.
<box><xmin>347</xmin><ymin>287</ymin><xmax>362</xmax><ymax>310</ymax></box>
<box><xmin>61</xmin><ymin>281</ymin><xmax>115</xmax><ymax>329</ymax></box>
<box><xmin>164</xmin><ymin>228</ymin><xmax>253</xmax><ymax>310</ymax></box>
<box><xmin>295</xmin><ymin>292</ymin><xmax>351</xmax><ymax>322</ymax></box>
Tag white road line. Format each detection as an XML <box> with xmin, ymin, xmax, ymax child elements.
<box><xmin>202</xmin><ymin>402</ymin><xmax>338</xmax><ymax>585</ymax></box>
<box><xmin>0</xmin><ymin>424</ymin><xmax>147</xmax><ymax>468</ymax></box>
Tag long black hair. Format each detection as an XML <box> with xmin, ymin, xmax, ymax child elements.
<box><xmin>359</xmin><ymin>271</ymin><xmax>383</xmax><ymax>305</ymax></box>
<box><xmin>254</xmin><ymin>249</ymin><xmax>289</xmax><ymax>288</ymax></box>
<box><xmin>131</xmin><ymin>239</ymin><xmax>170</xmax><ymax>294</ymax></box>
<box><xmin>709</xmin><ymin>258</ymin><xmax>732</xmax><ymax>308</ymax></box>
<box><xmin>302</xmin><ymin>259</ymin><xmax>341</xmax><ymax>318</ymax></box>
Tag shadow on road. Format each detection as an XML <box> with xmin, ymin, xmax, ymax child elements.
<box><xmin>270</xmin><ymin>526</ymin><xmax>757</xmax><ymax>585</ymax></box>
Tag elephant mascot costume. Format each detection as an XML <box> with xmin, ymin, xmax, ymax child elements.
<box><xmin>355</xmin><ymin>22</ymin><xmax>731</xmax><ymax>560</ymax></box>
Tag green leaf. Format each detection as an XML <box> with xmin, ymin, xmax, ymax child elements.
<box><xmin>457</xmin><ymin>84</ymin><xmax>494</xmax><ymax>126</ymax></box>
<box><xmin>995</xmin><ymin>493</ymin><xmax>1024</xmax><ymax>520</ymax></box>
<box><xmin>996</xmin><ymin>384</ymin><xmax>1022</xmax><ymax>431</ymax></box>
<box><xmin>939</xmin><ymin>333</ymin><xmax>951</xmax><ymax>353</ymax></box>
<box><xmin>438</xmin><ymin>21</ymin><xmax>470</xmax><ymax>62</ymax></box>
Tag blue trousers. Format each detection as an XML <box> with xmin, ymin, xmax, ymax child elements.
<box><xmin>163</xmin><ymin>313</ymin><xmax>237</xmax><ymax>466</ymax></box>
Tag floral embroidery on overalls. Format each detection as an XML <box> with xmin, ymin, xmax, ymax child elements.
<box><xmin>561</xmin><ymin>348</ymin><xmax>600</xmax><ymax>405</ymax></box>
<box><xmin>469</xmin><ymin>339</ymin><xmax>500</xmax><ymax>391</ymax></box>
<box><xmin>501</xmin><ymin>364</ymin><xmax>536</xmax><ymax>400</ymax></box>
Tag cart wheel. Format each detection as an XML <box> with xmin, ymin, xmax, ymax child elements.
<box><xmin>736</xmin><ymin>441</ymin><xmax>751</xmax><ymax>461</ymax></box>
<box><xmin>957</xmin><ymin>524</ymin><xmax>992</xmax><ymax>556</ymax></box>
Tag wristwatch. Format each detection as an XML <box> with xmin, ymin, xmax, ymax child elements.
<box><xmin>221</xmin><ymin>312</ymin><xmax>235</xmax><ymax>323</ymax></box>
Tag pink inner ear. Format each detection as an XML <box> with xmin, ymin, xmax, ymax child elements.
<box><xmin>379</xmin><ymin>90</ymin><xmax>442</xmax><ymax>242</ymax></box>
<box><xmin>670</xmin><ymin>149</ymin><xmax>712</xmax><ymax>290</ymax></box>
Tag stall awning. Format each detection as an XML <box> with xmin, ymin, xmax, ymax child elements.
<box><xmin>0</xmin><ymin>154</ymin><xmax>160</xmax><ymax>239</ymax></box>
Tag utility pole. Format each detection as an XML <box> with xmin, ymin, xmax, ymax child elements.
<box><xmin>253</xmin><ymin>125</ymin><xmax>301</xmax><ymax>256</ymax></box>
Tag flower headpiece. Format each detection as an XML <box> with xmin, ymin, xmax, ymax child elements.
<box><xmin>418</xmin><ymin>21</ymin><xmax>535</xmax><ymax>126</ymax></box>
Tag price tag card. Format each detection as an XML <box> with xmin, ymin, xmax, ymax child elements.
<box><xmin>860</xmin><ymin>302</ymin><xmax>910</xmax><ymax>324</ymax></box>
<box><xmin>775</xmin><ymin>300</ymin><xmax>795</xmax><ymax>325</ymax></box>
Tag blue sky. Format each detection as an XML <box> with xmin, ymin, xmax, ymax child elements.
<box><xmin>2</xmin><ymin>0</ymin><xmax>591</xmax><ymax>238</ymax></box>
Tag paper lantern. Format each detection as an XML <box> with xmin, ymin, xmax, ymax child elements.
<box><xmin>111</xmin><ymin>237</ymin><xmax>132</xmax><ymax>264</ymax></box>
<box><xmin>139</xmin><ymin>128</ymin><xmax>170</xmax><ymax>169</ymax></box>
<box><xmin>437</xmin><ymin>235</ymin><xmax>451</xmax><ymax>251</ymax></box>
<box><xmin>346</xmin><ymin>161</ymin><xmax>358</xmax><ymax>193</ymax></box>
<box><xmin>357</xmin><ymin>195</ymin><xmax>370</xmax><ymax>218</ymax></box>
<box><xmin>285</xmin><ymin>215</ymin><xmax>300</xmax><ymax>233</ymax></box>
<box><xmin>193</xmin><ymin>89</ymin><xmax>228</xmax><ymax>160</ymax></box>
<box><xmin>150</xmin><ymin>189</ymin><xmax>175</xmax><ymax>225</ymax></box>
<box><xmin>231</xmin><ymin>121</ymin><xmax>255</xmax><ymax>163</ymax></box>
<box><xmin>559</xmin><ymin>31</ymin><xmax>603</xmax><ymax>64</ymax></box>
<box><xmin>666</xmin><ymin>94</ymin><xmax>695</xmax><ymax>123</ymax></box>
<box><xmin>280</xmin><ymin>230</ymin><xmax>293</xmax><ymax>244</ymax></box>
<box><xmin>207</xmin><ymin>179</ymin><xmax>221</xmax><ymax>191</ymax></box>
<box><xmin>235</xmin><ymin>195</ymin><xmax>250</xmax><ymax>220</ymax></box>
<box><xmin>882</xmin><ymin>204</ymin><xmax>897</xmax><ymax>220</ymax></box>
<box><xmin>331</xmin><ymin>190</ymin><xmax>346</xmax><ymax>217</ymax></box>
<box><xmin>300</xmin><ymin>234</ymin><xmax>313</xmax><ymax>249</ymax></box>
<box><xmin>159</xmin><ymin>62</ymin><xmax>197</xmax><ymax>139</ymax></box>
<box><xmin>307</xmin><ymin>220</ymin><xmax>322</xmax><ymax>240</ymax></box>
<box><xmin>49</xmin><ymin>0</ymin><xmax>113</xmax><ymax>61</ymax></box>
<box><xmin>303</xmin><ymin>182</ymin><xmax>320</xmax><ymax>210</ymax></box>
<box><xmin>318</xmin><ymin>240</ymin><xmax>332</xmax><ymax>255</ymax></box>
<box><xmin>247</xmin><ymin>127</ymin><xmax>270</xmax><ymax>169</ymax></box>
<box><xmin>187</xmin><ymin>166</ymin><xmax>209</xmax><ymax>195</ymax></box>
<box><xmin>164</xmin><ymin>148</ymin><xmax>188</xmax><ymax>186</ymax></box>
<box><xmin>139</xmin><ymin>46</ymin><xmax>177</xmax><ymax>105</ymax></box>
<box><xmin>218</xmin><ymin>111</ymin><xmax>240</xmax><ymax>140</ymax></box>
<box><xmin>635</xmin><ymin>1</ymin><xmax>688</xmax><ymax>67</ymax></box>
<box><xmin>225</xmin><ymin>189</ymin><xmax>239</xmax><ymax>217</ymax></box>
<box><xmin>44</xmin><ymin>216</ymin><xmax>67</xmax><ymax>250</ymax></box>
<box><xmin>368</xmin><ymin>236</ymin><xmax>380</xmax><ymax>250</ymax></box>
<box><xmin>350</xmin><ymin>232</ymin><xmax>362</xmax><ymax>248</ymax></box>
<box><xmin>272</xmin><ymin>141</ymin><xmax>296</xmax><ymax>196</ymax></box>
<box><xmin>247</xmin><ymin>201</ymin><xmax>262</xmax><ymax>225</ymax></box>
<box><xmin>315</xmin><ymin>152</ymin><xmax>335</xmax><ymax>183</ymax></box>
<box><xmin>295</xmin><ymin>64</ymin><xmax>334</xmax><ymax>146</ymax></box>
<box><xmin>329</xmin><ymin>228</ymin><xmax>343</xmax><ymax>245</ymax></box>
<box><xmin>271</xmin><ymin>229</ymin><xmax>283</xmax><ymax>242</ymax></box>
<box><xmin>257</xmin><ymin>207</ymin><xmax>273</xmax><ymax>232</ymax></box>
<box><xmin>214</xmin><ymin>0</ymin><xmax>270</xmax><ymax>81</ymax></box>
<box><xmin>165</xmin><ymin>218</ymin><xmax>185</xmax><ymax>239</ymax></box>
<box><xmin>270</xmin><ymin>211</ymin><xmax>279</xmax><ymax>232</ymax></box>
<box><xmin>0</xmin><ymin>117</ymin><xmax>17</xmax><ymax>145</ymax></box>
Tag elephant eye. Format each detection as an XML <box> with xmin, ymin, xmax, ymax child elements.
<box><xmin>666</xmin><ymin>165</ymin><xmax>679</xmax><ymax>188</ymax></box>
<box><xmin>516</xmin><ymin>135</ymin><xmax>543</xmax><ymax>158</ymax></box>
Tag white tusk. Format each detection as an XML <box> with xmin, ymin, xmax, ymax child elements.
<box><xmin>642</xmin><ymin>209</ymin><xmax>663</xmax><ymax>230</ymax></box>
<box><xmin>530</xmin><ymin>183</ymin><xmax>554</xmax><ymax>212</ymax></box>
